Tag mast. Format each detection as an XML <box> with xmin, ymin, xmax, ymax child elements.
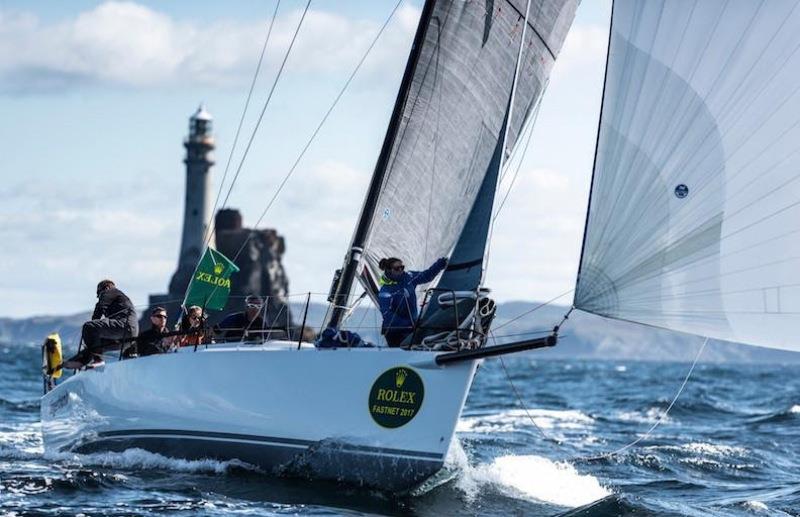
<box><xmin>326</xmin><ymin>0</ymin><xmax>437</xmax><ymax>329</ymax></box>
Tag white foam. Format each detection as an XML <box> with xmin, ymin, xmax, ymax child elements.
<box><xmin>683</xmin><ymin>442</ymin><xmax>747</xmax><ymax>457</ymax></box>
<box><xmin>743</xmin><ymin>500</ymin><xmax>769</xmax><ymax>511</ymax></box>
<box><xmin>615</xmin><ymin>407</ymin><xmax>670</xmax><ymax>424</ymax></box>
<box><xmin>615</xmin><ymin>365</ymin><xmax>627</xmax><ymax>372</ymax></box>
<box><xmin>44</xmin><ymin>448</ymin><xmax>257</xmax><ymax>474</ymax></box>
<box><xmin>0</xmin><ymin>421</ymin><xmax>44</xmax><ymax>457</ymax></box>
<box><xmin>790</xmin><ymin>404</ymin><xmax>800</xmax><ymax>414</ymax></box>
<box><xmin>457</xmin><ymin>454</ymin><xmax>610</xmax><ymax>508</ymax></box>
<box><xmin>457</xmin><ymin>409</ymin><xmax>594</xmax><ymax>433</ymax></box>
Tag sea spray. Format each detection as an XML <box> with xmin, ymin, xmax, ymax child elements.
<box><xmin>42</xmin><ymin>448</ymin><xmax>258</xmax><ymax>475</ymax></box>
<box><xmin>456</xmin><ymin>454</ymin><xmax>610</xmax><ymax>507</ymax></box>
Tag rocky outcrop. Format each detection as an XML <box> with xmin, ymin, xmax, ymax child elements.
<box><xmin>143</xmin><ymin>208</ymin><xmax>292</xmax><ymax>329</ymax></box>
<box><xmin>213</xmin><ymin>209</ymin><xmax>292</xmax><ymax>328</ymax></box>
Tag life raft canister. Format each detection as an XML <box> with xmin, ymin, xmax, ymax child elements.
<box><xmin>42</xmin><ymin>333</ymin><xmax>63</xmax><ymax>379</ymax></box>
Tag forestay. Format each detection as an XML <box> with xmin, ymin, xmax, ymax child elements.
<box><xmin>575</xmin><ymin>0</ymin><xmax>800</xmax><ymax>352</ymax></box>
<box><xmin>359</xmin><ymin>0</ymin><xmax>577</xmax><ymax>295</ymax></box>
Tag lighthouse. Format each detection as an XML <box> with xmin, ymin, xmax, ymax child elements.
<box><xmin>144</xmin><ymin>104</ymin><xmax>293</xmax><ymax>329</ymax></box>
<box><xmin>168</xmin><ymin>105</ymin><xmax>215</xmax><ymax>297</ymax></box>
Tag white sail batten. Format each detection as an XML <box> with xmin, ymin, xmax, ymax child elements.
<box><xmin>359</xmin><ymin>0</ymin><xmax>577</xmax><ymax>293</ymax></box>
<box><xmin>575</xmin><ymin>0</ymin><xmax>800</xmax><ymax>352</ymax></box>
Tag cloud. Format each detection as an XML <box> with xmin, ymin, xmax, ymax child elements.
<box><xmin>486</xmin><ymin>166</ymin><xmax>589</xmax><ymax>303</ymax></box>
<box><xmin>256</xmin><ymin>159</ymin><xmax>368</xmax><ymax>298</ymax></box>
<box><xmin>0</xmin><ymin>1</ymin><xmax>418</xmax><ymax>94</ymax></box>
<box><xmin>551</xmin><ymin>25</ymin><xmax>609</xmax><ymax>81</ymax></box>
<box><xmin>0</xmin><ymin>179</ymin><xmax>180</xmax><ymax>316</ymax></box>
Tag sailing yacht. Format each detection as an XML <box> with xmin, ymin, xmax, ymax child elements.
<box><xmin>41</xmin><ymin>0</ymin><xmax>579</xmax><ymax>491</ymax></box>
<box><xmin>42</xmin><ymin>0</ymin><xmax>800</xmax><ymax>491</ymax></box>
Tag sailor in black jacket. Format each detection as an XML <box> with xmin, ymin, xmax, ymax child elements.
<box><xmin>76</xmin><ymin>279</ymin><xmax>139</xmax><ymax>364</ymax></box>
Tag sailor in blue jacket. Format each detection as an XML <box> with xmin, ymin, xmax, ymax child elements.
<box><xmin>378</xmin><ymin>256</ymin><xmax>447</xmax><ymax>347</ymax></box>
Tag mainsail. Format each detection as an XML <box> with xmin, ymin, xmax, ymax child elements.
<box><xmin>362</xmin><ymin>0</ymin><xmax>577</xmax><ymax>287</ymax></box>
<box><xmin>328</xmin><ymin>0</ymin><xmax>578</xmax><ymax>330</ymax></box>
<box><xmin>575</xmin><ymin>0</ymin><xmax>800</xmax><ymax>352</ymax></box>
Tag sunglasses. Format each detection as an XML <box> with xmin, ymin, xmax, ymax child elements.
<box><xmin>152</xmin><ymin>314</ymin><xmax>167</xmax><ymax>319</ymax></box>
<box><xmin>246</xmin><ymin>303</ymin><xmax>262</xmax><ymax>309</ymax></box>
<box><xmin>391</xmin><ymin>264</ymin><xmax>405</xmax><ymax>271</ymax></box>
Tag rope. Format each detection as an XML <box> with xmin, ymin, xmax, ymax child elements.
<box><xmin>218</xmin><ymin>0</ymin><xmax>311</xmax><ymax>212</ymax></box>
<box><xmin>197</xmin><ymin>0</ymin><xmax>405</xmax><ymax>307</ymax></box>
<box><xmin>495</xmin><ymin>334</ymin><xmax>709</xmax><ymax>463</ymax></box>
<box><xmin>493</xmin><ymin>79</ymin><xmax>548</xmax><ymax>220</ymax></box>
<box><xmin>498</xmin><ymin>354</ymin><xmax>567</xmax><ymax>448</ymax></box>
<box><xmin>200</xmin><ymin>0</ymin><xmax>282</xmax><ymax>252</ymax></box>
<box><xmin>573</xmin><ymin>336</ymin><xmax>709</xmax><ymax>463</ymax></box>
<box><xmin>492</xmin><ymin>288</ymin><xmax>574</xmax><ymax>332</ymax></box>
<box><xmin>180</xmin><ymin>0</ymin><xmax>310</xmax><ymax>309</ymax></box>
<box><xmin>482</xmin><ymin>0</ymin><xmax>535</xmax><ymax>276</ymax></box>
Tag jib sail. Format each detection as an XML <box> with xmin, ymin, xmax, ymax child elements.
<box><xmin>575</xmin><ymin>0</ymin><xmax>800</xmax><ymax>352</ymax></box>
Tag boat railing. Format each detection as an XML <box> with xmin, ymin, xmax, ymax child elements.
<box><xmin>62</xmin><ymin>289</ymin><xmax>492</xmax><ymax>376</ymax></box>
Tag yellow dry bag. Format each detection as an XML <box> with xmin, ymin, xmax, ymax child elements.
<box><xmin>42</xmin><ymin>333</ymin><xmax>63</xmax><ymax>379</ymax></box>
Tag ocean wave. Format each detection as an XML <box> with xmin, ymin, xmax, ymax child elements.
<box><xmin>0</xmin><ymin>446</ymin><xmax>41</xmax><ymax>461</ymax></box>
<box><xmin>612</xmin><ymin>407</ymin><xmax>671</xmax><ymax>425</ymax></box>
<box><xmin>457</xmin><ymin>408</ymin><xmax>594</xmax><ymax>434</ymax></box>
<box><xmin>455</xmin><ymin>454</ymin><xmax>610</xmax><ymax>508</ymax></box>
<box><xmin>739</xmin><ymin>500</ymin><xmax>797</xmax><ymax>516</ymax></box>
<box><xmin>644</xmin><ymin>441</ymin><xmax>750</xmax><ymax>460</ymax></box>
<box><xmin>746</xmin><ymin>404</ymin><xmax>800</xmax><ymax>425</ymax></box>
<box><xmin>681</xmin><ymin>442</ymin><xmax>748</xmax><ymax>457</ymax></box>
<box><xmin>0</xmin><ymin>421</ymin><xmax>44</xmax><ymax>458</ymax></box>
<box><xmin>743</xmin><ymin>500</ymin><xmax>769</xmax><ymax>512</ymax></box>
<box><xmin>0</xmin><ymin>397</ymin><xmax>40</xmax><ymax>413</ymax></box>
<box><xmin>428</xmin><ymin>439</ymin><xmax>610</xmax><ymax>508</ymax></box>
<box><xmin>44</xmin><ymin>448</ymin><xmax>259</xmax><ymax>475</ymax></box>
<box><xmin>0</xmin><ymin>470</ymin><xmax>128</xmax><ymax>495</ymax></box>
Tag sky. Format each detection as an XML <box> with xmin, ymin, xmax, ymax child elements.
<box><xmin>0</xmin><ymin>0</ymin><xmax>611</xmax><ymax>318</ymax></box>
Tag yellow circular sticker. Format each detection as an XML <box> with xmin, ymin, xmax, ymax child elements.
<box><xmin>368</xmin><ymin>367</ymin><xmax>424</xmax><ymax>428</ymax></box>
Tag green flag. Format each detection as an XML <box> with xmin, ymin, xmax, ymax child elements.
<box><xmin>184</xmin><ymin>247</ymin><xmax>240</xmax><ymax>311</ymax></box>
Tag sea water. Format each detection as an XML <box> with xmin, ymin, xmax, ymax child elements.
<box><xmin>1</xmin><ymin>342</ymin><xmax>799</xmax><ymax>516</ymax></box>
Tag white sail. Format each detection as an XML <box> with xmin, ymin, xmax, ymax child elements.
<box><xmin>360</xmin><ymin>0</ymin><xmax>578</xmax><ymax>290</ymax></box>
<box><xmin>575</xmin><ymin>0</ymin><xmax>800</xmax><ymax>352</ymax></box>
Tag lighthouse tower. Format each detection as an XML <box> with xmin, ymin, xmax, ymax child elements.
<box><xmin>168</xmin><ymin>104</ymin><xmax>215</xmax><ymax>296</ymax></box>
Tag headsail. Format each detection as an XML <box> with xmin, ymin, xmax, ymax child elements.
<box><xmin>359</xmin><ymin>0</ymin><xmax>577</xmax><ymax>296</ymax></box>
<box><xmin>575</xmin><ymin>0</ymin><xmax>800</xmax><ymax>352</ymax></box>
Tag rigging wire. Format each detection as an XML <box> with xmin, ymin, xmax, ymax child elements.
<box><xmin>482</xmin><ymin>0</ymin><xmax>534</xmax><ymax>277</ymax></box>
<box><xmin>492</xmin><ymin>288</ymin><xmax>574</xmax><ymax>332</ymax></box>
<box><xmin>574</xmin><ymin>336</ymin><xmax>709</xmax><ymax>463</ymax></box>
<box><xmin>200</xmin><ymin>0</ymin><xmax>282</xmax><ymax>252</ymax></box>
<box><xmin>181</xmin><ymin>0</ymin><xmax>308</xmax><ymax>309</ymax></box>
<box><xmin>226</xmin><ymin>0</ymin><xmax>405</xmax><ymax>259</ymax></box>
<box><xmin>496</xmin><ymin>334</ymin><xmax>709</xmax><ymax>463</ymax></box>
<box><xmin>197</xmin><ymin>0</ymin><xmax>406</xmax><ymax>304</ymax></box>
<box><xmin>215</xmin><ymin>0</ymin><xmax>311</xmax><ymax>227</ymax></box>
<box><xmin>493</xmin><ymin>80</ymin><xmax>548</xmax><ymax>222</ymax></box>
<box><xmin>498</xmin><ymin>0</ymin><xmax>534</xmax><ymax>175</ymax></box>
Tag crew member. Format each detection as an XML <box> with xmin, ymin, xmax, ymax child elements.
<box><xmin>217</xmin><ymin>295</ymin><xmax>266</xmax><ymax>342</ymax></box>
<box><xmin>378</xmin><ymin>256</ymin><xmax>447</xmax><ymax>347</ymax></box>
<box><xmin>72</xmin><ymin>279</ymin><xmax>138</xmax><ymax>366</ymax></box>
<box><xmin>136</xmin><ymin>306</ymin><xmax>172</xmax><ymax>356</ymax></box>
<box><xmin>175</xmin><ymin>305</ymin><xmax>208</xmax><ymax>347</ymax></box>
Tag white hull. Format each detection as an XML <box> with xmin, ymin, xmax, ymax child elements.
<box><xmin>41</xmin><ymin>342</ymin><xmax>478</xmax><ymax>491</ymax></box>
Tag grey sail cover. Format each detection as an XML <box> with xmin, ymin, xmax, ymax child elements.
<box><xmin>575</xmin><ymin>0</ymin><xmax>800</xmax><ymax>352</ymax></box>
<box><xmin>359</xmin><ymin>0</ymin><xmax>578</xmax><ymax>293</ymax></box>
